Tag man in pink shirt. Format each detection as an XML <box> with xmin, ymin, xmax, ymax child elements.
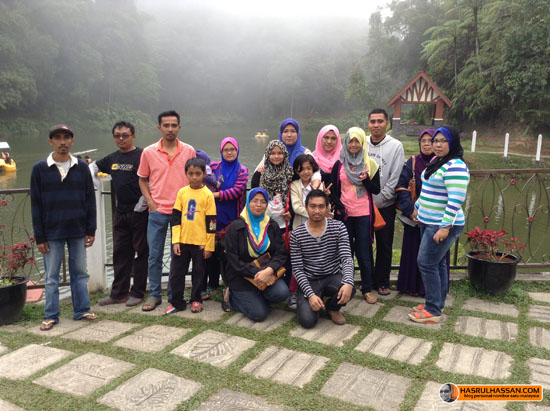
<box><xmin>138</xmin><ymin>110</ymin><xmax>196</xmax><ymax>311</ymax></box>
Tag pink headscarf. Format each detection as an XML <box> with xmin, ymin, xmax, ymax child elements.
<box><xmin>313</xmin><ymin>125</ymin><xmax>342</xmax><ymax>173</ymax></box>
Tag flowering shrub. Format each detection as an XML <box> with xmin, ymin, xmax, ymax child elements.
<box><xmin>0</xmin><ymin>239</ymin><xmax>35</xmax><ymax>286</ymax></box>
<box><xmin>466</xmin><ymin>227</ymin><xmax>525</xmax><ymax>262</ymax></box>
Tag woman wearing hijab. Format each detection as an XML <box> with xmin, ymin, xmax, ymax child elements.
<box><xmin>396</xmin><ymin>129</ymin><xmax>437</xmax><ymax>296</ymax></box>
<box><xmin>409</xmin><ymin>125</ymin><xmax>470</xmax><ymax>324</ymax></box>
<box><xmin>202</xmin><ymin>137</ymin><xmax>249</xmax><ymax>304</ymax></box>
<box><xmin>251</xmin><ymin>140</ymin><xmax>294</xmax><ymax>229</ymax></box>
<box><xmin>330</xmin><ymin>127</ymin><xmax>381</xmax><ymax>305</ymax></box>
<box><xmin>255</xmin><ymin>118</ymin><xmax>322</xmax><ymax>188</ymax></box>
<box><xmin>224</xmin><ymin>188</ymin><xmax>289</xmax><ymax>322</ymax></box>
<box><xmin>313</xmin><ymin>124</ymin><xmax>342</xmax><ymax>186</ymax></box>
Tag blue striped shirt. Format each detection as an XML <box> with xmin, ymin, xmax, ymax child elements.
<box><xmin>415</xmin><ymin>159</ymin><xmax>469</xmax><ymax>227</ymax></box>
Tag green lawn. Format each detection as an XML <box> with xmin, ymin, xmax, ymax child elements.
<box><xmin>1</xmin><ymin>279</ymin><xmax>550</xmax><ymax>410</ymax></box>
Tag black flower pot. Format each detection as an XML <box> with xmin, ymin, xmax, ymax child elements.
<box><xmin>466</xmin><ymin>251</ymin><xmax>520</xmax><ymax>296</ymax></box>
<box><xmin>0</xmin><ymin>276</ymin><xmax>28</xmax><ymax>325</ymax></box>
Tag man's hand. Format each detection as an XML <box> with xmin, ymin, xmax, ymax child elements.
<box><xmin>203</xmin><ymin>250</ymin><xmax>212</xmax><ymax>259</ymax></box>
<box><xmin>337</xmin><ymin>284</ymin><xmax>353</xmax><ymax>305</ymax></box>
<box><xmin>173</xmin><ymin>243</ymin><xmax>181</xmax><ymax>256</ymax></box>
<box><xmin>308</xmin><ymin>295</ymin><xmax>325</xmax><ymax>312</ymax></box>
<box><xmin>37</xmin><ymin>242</ymin><xmax>50</xmax><ymax>254</ymax></box>
<box><xmin>254</xmin><ymin>267</ymin><xmax>274</xmax><ymax>288</ymax></box>
<box><xmin>85</xmin><ymin>236</ymin><xmax>95</xmax><ymax>248</ymax></box>
<box><xmin>147</xmin><ymin>200</ymin><xmax>158</xmax><ymax>213</ymax></box>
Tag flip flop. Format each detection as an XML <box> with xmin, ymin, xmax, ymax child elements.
<box><xmin>377</xmin><ymin>288</ymin><xmax>391</xmax><ymax>296</ymax></box>
<box><xmin>142</xmin><ymin>297</ymin><xmax>161</xmax><ymax>312</ymax></box>
<box><xmin>40</xmin><ymin>319</ymin><xmax>56</xmax><ymax>331</ymax></box>
<box><xmin>126</xmin><ymin>296</ymin><xmax>143</xmax><ymax>307</ymax></box>
<box><xmin>363</xmin><ymin>292</ymin><xmax>378</xmax><ymax>304</ymax></box>
<box><xmin>79</xmin><ymin>312</ymin><xmax>99</xmax><ymax>321</ymax></box>
<box><xmin>221</xmin><ymin>288</ymin><xmax>231</xmax><ymax>312</ymax></box>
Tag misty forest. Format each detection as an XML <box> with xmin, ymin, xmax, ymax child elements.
<box><xmin>0</xmin><ymin>0</ymin><xmax>549</xmax><ymax>137</ymax></box>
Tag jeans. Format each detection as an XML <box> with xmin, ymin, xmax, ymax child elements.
<box><xmin>417</xmin><ymin>224</ymin><xmax>464</xmax><ymax>316</ymax></box>
<box><xmin>229</xmin><ymin>279</ymin><xmax>289</xmax><ymax>322</ymax></box>
<box><xmin>345</xmin><ymin>215</ymin><xmax>373</xmax><ymax>293</ymax></box>
<box><xmin>43</xmin><ymin>237</ymin><xmax>90</xmax><ymax>321</ymax></box>
<box><xmin>147</xmin><ymin>211</ymin><xmax>172</xmax><ymax>300</ymax></box>
<box><xmin>111</xmin><ymin>210</ymin><xmax>149</xmax><ymax>299</ymax></box>
<box><xmin>297</xmin><ymin>273</ymin><xmax>356</xmax><ymax>329</ymax></box>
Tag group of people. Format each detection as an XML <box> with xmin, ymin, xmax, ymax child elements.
<box><xmin>30</xmin><ymin>108</ymin><xmax>469</xmax><ymax>332</ymax></box>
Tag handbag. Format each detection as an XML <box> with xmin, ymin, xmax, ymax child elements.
<box><xmin>245</xmin><ymin>252</ymin><xmax>286</xmax><ymax>291</ymax></box>
<box><xmin>373</xmin><ymin>203</ymin><xmax>386</xmax><ymax>231</ymax></box>
<box><xmin>395</xmin><ymin>156</ymin><xmax>416</xmax><ymax>210</ymax></box>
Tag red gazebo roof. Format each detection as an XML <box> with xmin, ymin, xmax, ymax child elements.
<box><xmin>387</xmin><ymin>71</ymin><xmax>451</xmax><ymax>107</ymax></box>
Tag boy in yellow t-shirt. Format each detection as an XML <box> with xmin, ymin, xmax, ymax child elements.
<box><xmin>165</xmin><ymin>158</ymin><xmax>216</xmax><ymax>314</ymax></box>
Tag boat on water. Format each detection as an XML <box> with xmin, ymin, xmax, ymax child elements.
<box><xmin>0</xmin><ymin>142</ymin><xmax>16</xmax><ymax>172</ymax></box>
<box><xmin>255</xmin><ymin>131</ymin><xmax>268</xmax><ymax>139</ymax></box>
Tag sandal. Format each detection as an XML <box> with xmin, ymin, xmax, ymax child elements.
<box><xmin>79</xmin><ymin>312</ymin><xmax>99</xmax><ymax>321</ymax></box>
<box><xmin>221</xmin><ymin>288</ymin><xmax>231</xmax><ymax>312</ymax></box>
<box><xmin>377</xmin><ymin>287</ymin><xmax>391</xmax><ymax>296</ymax></box>
<box><xmin>142</xmin><ymin>297</ymin><xmax>161</xmax><ymax>312</ymax></box>
<box><xmin>40</xmin><ymin>319</ymin><xmax>56</xmax><ymax>331</ymax></box>
<box><xmin>200</xmin><ymin>290</ymin><xmax>211</xmax><ymax>301</ymax></box>
<box><xmin>363</xmin><ymin>292</ymin><xmax>377</xmax><ymax>304</ymax></box>
<box><xmin>191</xmin><ymin>301</ymin><xmax>203</xmax><ymax>313</ymax></box>
<box><xmin>408</xmin><ymin>307</ymin><xmax>441</xmax><ymax>323</ymax></box>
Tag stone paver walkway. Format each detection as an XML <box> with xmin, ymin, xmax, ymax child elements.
<box><xmin>2</xmin><ymin>290</ymin><xmax>550</xmax><ymax>409</ymax></box>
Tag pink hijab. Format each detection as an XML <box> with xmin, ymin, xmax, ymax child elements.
<box><xmin>313</xmin><ymin>125</ymin><xmax>342</xmax><ymax>173</ymax></box>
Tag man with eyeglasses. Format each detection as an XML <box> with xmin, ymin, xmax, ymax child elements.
<box><xmin>95</xmin><ymin>121</ymin><xmax>149</xmax><ymax>307</ymax></box>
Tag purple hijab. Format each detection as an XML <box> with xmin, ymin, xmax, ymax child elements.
<box><xmin>415</xmin><ymin>128</ymin><xmax>435</xmax><ymax>179</ymax></box>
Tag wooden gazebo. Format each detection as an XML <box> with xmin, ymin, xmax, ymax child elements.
<box><xmin>387</xmin><ymin>71</ymin><xmax>451</xmax><ymax>137</ymax></box>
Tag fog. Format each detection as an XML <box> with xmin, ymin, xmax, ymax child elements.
<box><xmin>135</xmin><ymin>0</ymin><xmax>386</xmax><ymax>121</ymax></box>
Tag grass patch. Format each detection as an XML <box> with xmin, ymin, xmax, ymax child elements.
<box><xmin>1</xmin><ymin>279</ymin><xmax>550</xmax><ymax>410</ymax></box>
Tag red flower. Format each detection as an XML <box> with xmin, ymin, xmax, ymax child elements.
<box><xmin>0</xmin><ymin>200</ymin><xmax>7</xmax><ymax>206</ymax></box>
<box><xmin>483</xmin><ymin>216</ymin><xmax>490</xmax><ymax>223</ymax></box>
<box><xmin>528</xmin><ymin>216</ymin><xmax>534</xmax><ymax>222</ymax></box>
<box><xmin>510</xmin><ymin>178</ymin><xmax>516</xmax><ymax>185</ymax></box>
<box><xmin>466</xmin><ymin>226</ymin><xmax>524</xmax><ymax>261</ymax></box>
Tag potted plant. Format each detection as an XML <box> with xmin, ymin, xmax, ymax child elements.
<box><xmin>0</xmin><ymin>238</ymin><xmax>34</xmax><ymax>325</ymax></box>
<box><xmin>465</xmin><ymin>227</ymin><xmax>524</xmax><ymax>296</ymax></box>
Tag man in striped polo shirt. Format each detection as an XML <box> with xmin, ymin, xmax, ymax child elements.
<box><xmin>290</xmin><ymin>190</ymin><xmax>355</xmax><ymax>328</ymax></box>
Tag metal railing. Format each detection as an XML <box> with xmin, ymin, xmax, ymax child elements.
<box><xmin>2</xmin><ymin>168</ymin><xmax>549</xmax><ymax>289</ymax></box>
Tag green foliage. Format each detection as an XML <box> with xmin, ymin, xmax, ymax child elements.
<box><xmin>81</xmin><ymin>107</ymin><xmax>155</xmax><ymax>133</ymax></box>
<box><xmin>0</xmin><ymin>118</ymin><xmax>40</xmax><ymax>138</ymax></box>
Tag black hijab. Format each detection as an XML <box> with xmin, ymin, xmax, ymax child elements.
<box><xmin>424</xmin><ymin>125</ymin><xmax>464</xmax><ymax>180</ymax></box>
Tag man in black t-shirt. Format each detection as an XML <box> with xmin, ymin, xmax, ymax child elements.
<box><xmin>95</xmin><ymin>121</ymin><xmax>149</xmax><ymax>306</ymax></box>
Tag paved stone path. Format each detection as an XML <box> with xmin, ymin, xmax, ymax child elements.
<box><xmin>1</xmin><ymin>290</ymin><xmax>550</xmax><ymax>410</ymax></box>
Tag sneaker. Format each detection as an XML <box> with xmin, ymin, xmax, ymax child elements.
<box><xmin>288</xmin><ymin>292</ymin><xmax>297</xmax><ymax>309</ymax></box>
<box><xmin>98</xmin><ymin>296</ymin><xmax>128</xmax><ymax>306</ymax></box>
<box><xmin>328</xmin><ymin>310</ymin><xmax>346</xmax><ymax>325</ymax></box>
<box><xmin>408</xmin><ymin>307</ymin><xmax>441</xmax><ymax>324</ymax></box>
<box><xmin>163</xmin><ymin>305</ymin><xmax>180</xmax><ymax>315</ymax></box>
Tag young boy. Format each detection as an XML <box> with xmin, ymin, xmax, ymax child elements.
<box><xmin>165</xmin><ymin>158</ymin><xmax>217</xmax><ymax>314</ymax></box>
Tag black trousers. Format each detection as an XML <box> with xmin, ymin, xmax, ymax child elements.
<box><xmin>110</xmin><ymin>210</ymin><xmax>149</xmax><ymax>300</ymax></box>
<box><xmin>169</xmin><ymin>244</ymin><xmax>205</xmax><ymax>308</ymax></box>
<box><xmin>373</xmin><ymin>205</ymin><xmax>396</xmax><ymax>290</ymax></box>
<box><xmin>296</xmin><ymin>273</ymin><xmax>356</xmax><ymax>329</ymax></box>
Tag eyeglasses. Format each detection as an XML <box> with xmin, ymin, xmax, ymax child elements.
<box><xmin>113</xmin><ymin>134</ymin><xmax>133</xmax><ymax>139</ymax></box>
<box><xmin>433</xmin><ymin>138</ymin><xmax>449</xmax><ymax>145</ymax></box>
<box><xmin>222</xmin><ymin>147</ymin><xmax>237</xmax><ymax>153</ymax></box>
<box><xmin>250</xmin><ymin>199</ymin><xmax>267</xmax><ymax>205</ymax></box>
